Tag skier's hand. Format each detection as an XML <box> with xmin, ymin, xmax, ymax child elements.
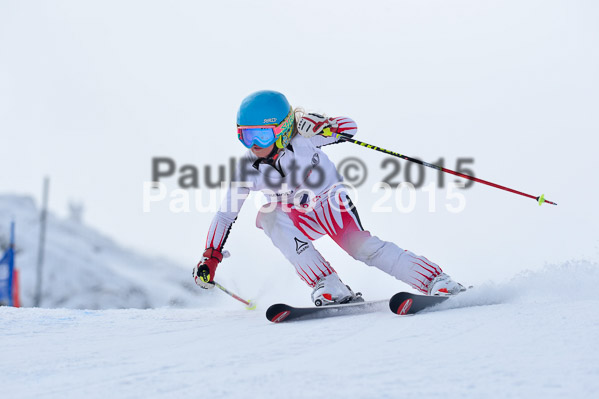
<box><xmin>193</xmin><ymin>248</ymin><xmax>223</xmax><ymax>289</ymax></box>
<box><xmin>298</xmin><ymin>113</ymin><xmax>338</xmax><ymax>138</ymax></box>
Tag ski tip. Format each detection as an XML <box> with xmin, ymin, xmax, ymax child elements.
<box><xmin>389</xmin><ymin>292</ymin><xmax>412</xmax><ymax>315</ymax></box>
<box><xmin>265</xmin><ymin>303</ymin><xmax>292</xmax><ymax>323</ymax></box>
<box><xmin>269</xmin><ymin>310</ymin><xmax>291</xmax><ymax>323</ymax></box>
<box><xmin>396</xmin><ymin>298</ymin><xmax>413</xmax><ymax>315</ymax></box>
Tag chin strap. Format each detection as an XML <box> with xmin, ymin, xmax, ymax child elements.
<box><xmin>252</xmin><ymin>145</ymin><xmax>283</xmax><ymax>171</ymax></box>
<box><xmin>267</xmin><ymin>145</ymin><xmax>279</xmax><ymax>159</ymax></box>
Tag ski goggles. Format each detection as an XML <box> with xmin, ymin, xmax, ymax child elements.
<box><xmin>237</xmin><ymin>110</ymin><xmax>294</xmax><ymax>149</ymax></box>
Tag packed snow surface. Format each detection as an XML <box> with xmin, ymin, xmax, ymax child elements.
<box><xmin>2</xmin><ymin>261</ymin><xmax>598</xmax><ymax>399</ymax></box>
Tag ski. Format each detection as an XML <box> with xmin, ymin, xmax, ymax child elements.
<box><xmin>388</xmin><ymin>292</ymin><xmax>449</xmax><ymax>315</ymax></box>
<box><xmin>266</xmin><ymin>300</ymin><xmax>388</xmax><ymax>323</ymax></box>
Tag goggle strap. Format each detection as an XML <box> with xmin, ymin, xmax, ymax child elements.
<box><xmin>275</xmin><ymin>135</ymin><xmax>284</xmax><ymax>149</ymax></box>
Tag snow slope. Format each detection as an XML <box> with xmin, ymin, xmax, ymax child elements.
<box><xmin>2</xmin><ymin>261</ymin><xmax>598</xmax><ymax>399</ymax></box>
<box><xmin>0</xmin><ymin>194</ymin><xmax>205</xmax><ymax>309</ymax></box>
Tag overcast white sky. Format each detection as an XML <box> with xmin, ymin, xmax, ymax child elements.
<box><xmin>1</xmin><ymin>1</ymin><xmax>598</xmax><ymax>298</ymax></box>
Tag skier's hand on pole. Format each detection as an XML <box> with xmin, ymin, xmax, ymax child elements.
<box><xmin>298</xmin><ymin>113</ymin><xmax>338</xmax><ymax>138</ymax></box>
<box><xmin>193</xmin><ymin>248</ymin><xmax>224</xmax><ymax>289</ymax></box>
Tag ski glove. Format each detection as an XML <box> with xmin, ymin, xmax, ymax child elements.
<box><xmin>297</xmin><ymin>113</ymin><xmax>338</xmax><ymax>138</ymax></box>
<box><xmin>193</xmin><ymin>248</ymin><xmax>224</xmax><ymax>289</ymax></box>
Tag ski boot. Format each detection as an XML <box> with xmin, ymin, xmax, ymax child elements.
<box><xmin>311</xmin><ymin>273</ymin><xmax>363</xmax><ymax>306</ymax></box>
<box><xmin>428</xmin><ymin>273</ymin><xmax>465</xmax><ymax>296</ymax></box>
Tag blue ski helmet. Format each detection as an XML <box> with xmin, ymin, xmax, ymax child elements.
<box><xmin>237</xmin><ymin>90</ymin><xmax>295</xmax><ymax>149</ymax></box>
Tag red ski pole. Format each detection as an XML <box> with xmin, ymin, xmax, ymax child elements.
<box><xmin>334</xmin><ymin>131</ymin><xmax>557</xmax><ymax>206</ymax></box>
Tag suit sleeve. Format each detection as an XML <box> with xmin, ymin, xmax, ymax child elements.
<box><xmin>204</xmin><ymin>153</ymin><xmax>256</xmax><ymax>251</ymax></box>
<box><xmin>204</xmin><ymin>184</ymin><xmax>250</xmax><ymax>251</ymax></box>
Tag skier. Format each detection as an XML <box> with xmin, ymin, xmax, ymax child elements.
<box><xmin>193</xmin><ymin>90</ymin><xmax>464</xmax><ymax>305</ymax></box>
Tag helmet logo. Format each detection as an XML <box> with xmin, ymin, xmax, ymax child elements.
<box><xmin>264</xmin><ymin>118</ymin><xmax>277</xmax><ymax>124</ymax></box>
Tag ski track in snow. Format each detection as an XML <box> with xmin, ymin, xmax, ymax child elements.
<box><xmin>2</xmin><ymin>261</ymin><xmax>599</xmax><ymax>399</ymax></box>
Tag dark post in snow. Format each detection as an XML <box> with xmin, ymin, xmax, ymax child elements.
<box><xmin>34</xmin><ymin>177</ymin><xmax>50</xmax><ymax>308</ymax></box>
